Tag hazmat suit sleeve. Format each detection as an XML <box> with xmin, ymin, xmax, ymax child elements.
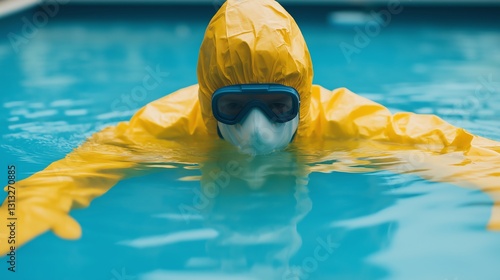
<box><xmin>304</xmin><ymin>85</ymin><xmax>500</xmax><ymax>229</ymax></box>
<box><xmin>125</xmin><ymin>84</ymin><xmax>209</xmax><ymax>139</ymax></box>
<box><xmin>0</xmin><ymin>84</ymin><xmax>209</xmax><ymax>255</ymax></box>
<box><xmin>308</xmin><ymin>86</ymin><xmax>472</xmax><ymax>147</ymax></box>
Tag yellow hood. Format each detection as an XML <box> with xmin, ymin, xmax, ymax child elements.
<box><xmin>197</xmin><ymin>0</ymin><xmax>313</xmax><ymax>137</ymax></box>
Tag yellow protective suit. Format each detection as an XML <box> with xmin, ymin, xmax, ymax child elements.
<box><xmin>1</xmin><ymin>0</ymin><xmax>500</xmax><ymax>255</ymax></box>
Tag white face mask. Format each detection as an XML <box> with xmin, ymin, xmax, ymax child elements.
<box><xmin>218</xmin><ymin>108</ymin><xmax>299</xmax><ymax>155</ymax></box>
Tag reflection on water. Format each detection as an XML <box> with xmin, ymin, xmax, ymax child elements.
<box><xmin>4</xmin><ymin>137</ymin><xmax>498</xmax><ymax>280</ymax></box>
<box><xmin>107</xmin><ymin>142</ymin><xmax>395</xmax><ymax>280</ymax></box>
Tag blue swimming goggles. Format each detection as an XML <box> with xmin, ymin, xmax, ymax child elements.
<box><xmin>212</xmin><ymin>84</ymin><xmax>300</xmax><ymax>125</ymax></box>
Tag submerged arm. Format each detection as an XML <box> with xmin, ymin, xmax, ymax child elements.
<box><xmin>306</xmin><ymin>85</ymin><xmax>500</xmax><ymax>229</ymax></box>
<box><xmin>0</xmin><ymin>85</ymin><xmax>209</xmax><ymax>254</ymax></box>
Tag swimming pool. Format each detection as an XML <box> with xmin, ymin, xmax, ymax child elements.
<box><xmin>1</xmin><ymin>4</ymin><xmax>500</xmax><ymax>280</ymax></box>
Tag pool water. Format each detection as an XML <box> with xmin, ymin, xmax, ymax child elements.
<box><xmin>1</xmin><ymin>4</ymin><xmax>500</xmax><ymax>280</ymax></box>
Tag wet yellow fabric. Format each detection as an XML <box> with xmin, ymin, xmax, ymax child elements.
<box><xmin>2</xmin><ymin>0</ymin><xmax>500</xmax><ymax>254</ymax></box>
<box><xmin>197</xmin><ymin>0</ymin><xmax>313</xmax><ymax>136</ymax></box>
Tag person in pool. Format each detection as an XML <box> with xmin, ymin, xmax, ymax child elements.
<box><xmin>1</xmin><ymin>0</ymin><xmax>500</xmax><ymax>254</ymax></box>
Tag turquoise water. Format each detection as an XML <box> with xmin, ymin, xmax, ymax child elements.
<box><xmin>1</xmin><ymin>5</ymin><xmax>500</xmax><ymax>280</ymax></box>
